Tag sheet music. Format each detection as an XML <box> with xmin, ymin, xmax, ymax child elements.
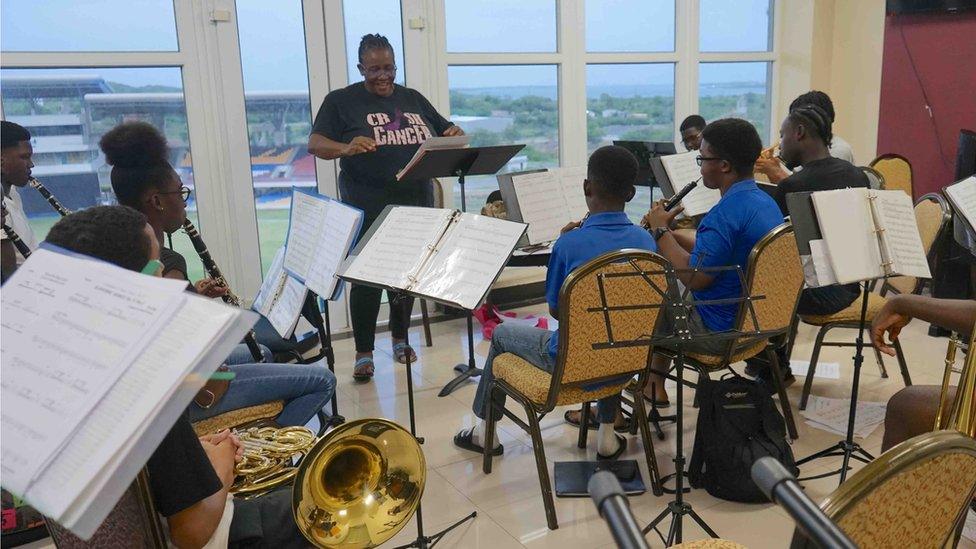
<box><xmin>341</xmin><ymin>207</ymin><xmax>453</xmax><ymax>289</ymax></box>
<box><xmin>870</xmin><ymin>190</ymin><xmax>932</xmax><ymax>279</ymax></box>
<box><xmin>809</xmin><ymin>239</ymin><xmax>838</xmax><ymax>286</ymax></box>
<box><xmin>559</xmin><ymin>166</ymin><xmax>589</xmax><ymax>220</ymax></box>
<box><xmin>253</xmin><ymin>248</ymin><xmax>307</xmax><ymax>338</ymax></box>
<box><xmin>801</xmin><ymin>396</ymin><xmax>887</xmax><ymax>438</ymax></box>
<box><xmin>396</xmin><ymin>135</ymin><xmax>471</xmax><ymax>180</ymax></box>
<box><xmin>306</xmin><ymin>200</ymin><xmax>362</xmax><ymax>298</ymax></box>
<box><xmin>811</xmin><ymin>188</ymin><xmax>884</xmax><ymax>284</ymax></box>
<box><xmin>25</xmin><ymin>297</ymin><xmax>237</xmax><ymax>518</ymax></box>
<box><xmin>511</xmin><ymin>171</ymin><xmax>569</xmax><ymax>244</ymax></box>
<box><xmin>660</xmin><ymin>152</ymin><xmax>717</xmax><ymax>216</ymax></box>
<box><xmin>284</xmin><ymin>190</ymin><xmax>327</xmax><ymax>278</ymax></box>
<box><xmin>1</xmin><ymin>248</ymin><xmax>187</xmax><ymax>495</ymax></box>
<box><xmin>945</xmin><ymin>175</ymin><xmax>976</xmax><ymax>231</ymax></box>
<box><xmin>412</xmin><ymin>213</ymin><xmax>526</xmax><ymax>310</ymax></box>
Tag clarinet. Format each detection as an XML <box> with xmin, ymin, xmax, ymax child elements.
<box><xmin>181</xmin><ymin>219</ymin><xmax>265</xmax><ymax>362</ymax></box>
<box><xmin>29</xmin><ymin>178</ymin><xmax>70</xmax><ymax>217</ymax></box>
<box><xmin>1</xmin><ymin>203</ymin><xmax>32</xmax><ymax>258</ymax></box>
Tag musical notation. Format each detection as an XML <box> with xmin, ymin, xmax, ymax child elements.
<box><xmin>871</xmin><ymin>191</ymin><xmax>931</xmax><ymax>278</ymax></box>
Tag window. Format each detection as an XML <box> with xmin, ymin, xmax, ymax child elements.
<box><xmin>237</xmin><ymin>0</ymin><xmax>315</xmax><ymax>275</ymax></box>
<box><xmin>699</xmin><ymin>62</ymin><xmax>772</xmax><ymax>142</ymax></box>
<box><xmin>0</xmin><ymin>66</ymin><xmax>203</xmax><ymax>280</ymax></box>
<box><xmin>444</xmin><ymin>0</ymin><xmax>557</xmax><ymax>53</ymax></box>
<box><xmin>699</xmin><ymin>0</ymin><xmax>773</xmax><ymax>52</ymax></box>
<box><xmin>1</xmin><ymin>0</ymin><xmax>178</xmax><ymax>52</ymax></box>
<box><xmin>585</xmin><ymin>0</ymin><xmax>674</xmax><ymax>52</ymax></box>
<box><xmin>448</xmin><ymin>65</ymin><xmax>559</xmax><ymax>210</ymax></box>
<box><xmin>343</xmin><ymin>0</ymin><xmax>405</xmax><ymax>86</ymax></box>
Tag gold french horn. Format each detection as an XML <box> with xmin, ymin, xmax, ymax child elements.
<box><xmin>935</xmin><ymin>330</ymin><xmax>976</xmax><ymax>438</ymax></box>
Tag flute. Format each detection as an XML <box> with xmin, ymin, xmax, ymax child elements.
<box><xmin>29</xmin><ymin>177</ymin><xmax>70</xmax><ymax>217</ymax></box>
<box><xmin>760</xmin><ymin>142</ymin><xmax>780</xmax><ymax>160</ymax></box>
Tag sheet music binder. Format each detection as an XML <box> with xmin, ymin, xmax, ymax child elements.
<box><xmin>497</xmin><ymin>167</ymin><xmax>588</xmax><ymax>247</ymax></box>
<box><xmin>340</xmin><ymin>205</ymin><xmax>527</xmax><ymax>311</ymax></box>
<box><xmin>395</xmin><ymin>144</ymin><xmax>525</xmax><ymax>181</ymax></box>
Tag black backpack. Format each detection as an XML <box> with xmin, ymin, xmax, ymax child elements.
<box><xmin>688</xmin><ymin>375</ymin><xmax>798</xmax><ymax>503</ymax></box>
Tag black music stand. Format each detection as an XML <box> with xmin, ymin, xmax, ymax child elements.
<box><xmin>393</xmin><ymin>144</ymin><xmax>526</xmax><ymax>398</ymax></box>
<box><xmin>311</xmin><ymin>294</ymin><xmax>345</xmax><ymax>431</ymax></box>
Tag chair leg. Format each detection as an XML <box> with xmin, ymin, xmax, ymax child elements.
<box><xmin>799</xmin><ymin>327</ymin><xmax>829</xmax><ymax>410</ymax></box>
<box><xmin>872</xmin><ymin>345</ymin><xmax>889</xmax><ymax>379</ymax></box>
<box><xmin>525</xmin><ymin>402</ymin><xmax>558</xmax><ymax>530</ymax></box>
<box><xmin>420</xmin><ymin>299</ymin><xmax>433</xmax><ymax>347</ymax></box>
<box><xmin>894</xmin><ymin>340</ymin><xmax>912</xmax><ymax>387</ymax></box>
<box><xmin>785</xmin><ymin>315</ymin><xmax>800</xmax><ymax>361</ymax></box>
<box><xmin>483</xmin><ymin>384</ymin><xmax>499</xmax><ymax>475</ymax></box>
<box><xmin>577</xmin><ymin>402</ymin><xmax>591</xmax><ymax>449</ymax></box>
<box><xmin>632</xmin><ymin>387</ymin><xmax>664</xmax><ymax>496</ymax></box>
<box><xmin>767</xmin><ymin>348</ymin><xmax>798</xmax><ymax>440</ymax></box>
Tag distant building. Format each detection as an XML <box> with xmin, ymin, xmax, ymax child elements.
<box><xmin>450</xmin><ymin>114</ymin><xmax>514</xmax><ymax>133</ymax></box>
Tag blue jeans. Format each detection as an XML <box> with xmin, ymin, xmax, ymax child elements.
<box><xmin>189</xmin><ymin>360</ymin><xmax>336</xmax><ymax>427</ymax></box>
<box><xmin>473</xmin><ymin>323</ymin><xmax>620</xmax><ymax>423</ymax></box>
<box><xmin>225</xmin><ymin>343</ymin><xmax>273</xmax><ymax>365</ymax></box>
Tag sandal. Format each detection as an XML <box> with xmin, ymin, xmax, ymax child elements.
<box><xmin>563</xmin><ymin>409</ymin><xmax>631</xmax><ymax>433</ymax></box>
<box><xmin>596</xmin><ymin>434</ymin><xmax>628</xmax><ymax>461</ymax></box>
<box><xmin>392</xmin><ymin>342</ymin><xmax>416</xmax><ymax>364</ymax></box>
<box><xmin>353</xmin><ymin>357</ymin><xmax>374</xmax><ymax>382</ymax></box>
<box><xmin>453</xmin><ymin>428</ymin><xmax>504</xmax><ymax>456</ymax></box>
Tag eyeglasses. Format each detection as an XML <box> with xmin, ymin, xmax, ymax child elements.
<box><xmin>695</xmin><ymin>156</ymin><xmax>723</xmax><ymax>167</ymax></box>
<box><xmin>359</xmin><ymin>64</ymin><xmax>397</xmax><ymax>77</ymax></box>
<box><xmin>158</xmin><ymin>186</ymin><xmax>192</xmax><ymax>203</ymax></box>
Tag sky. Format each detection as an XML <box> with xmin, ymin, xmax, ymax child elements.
<box><xmin>1</xmin><ymin>0</ymin><xmax>772</xmax><ymax>91</ymax></box>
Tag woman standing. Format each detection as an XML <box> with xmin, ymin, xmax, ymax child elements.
<box><xmin>308</xmin><ymin>34</ymin><xmax>463</xmax><ymax>382</ymax></box>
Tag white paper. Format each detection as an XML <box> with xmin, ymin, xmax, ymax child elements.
<box><xmin>283</xmin><ymin>191</ymin><xmax>328</xmax><ymax>278</ymax></box>
<box><xmin>871</xmin><ymin>190</ymin><xmax>932</xmax><ymax>279</ymax></box>
<box><xmin>559</xmin><ymin>166</ymin><xmax>589</xmax><ymax>220</ymax></box>
<box><xmin>800</xmin><ymin>395</ymin><xmax>887</xmax><ymax>438</ymax></box>
<box><xmin>809</xmin><ymin>239</ymin><xmax>838</xmax><ymax>286</ymax></box>
<box><xmin>253</xmin><ymin>248</ymin><xmax>307</xmax><ymax>338</ymax></box>
<box><xmin>412</xmin><ymin>213</ymin><xmax>527</xmax><ymax>310</ymax></box>
<box><xmin>945</xmin><ymin>175</ymin><xmax>976</xmax><ymax>231</ymax></box>
<box><xmin>1</xmin><ymin>248</ymin><xmax>187</xmax><ymax>494</ymax></box>
<box><xmin>789</xmin><ymin>360</ymin><xmax>840</xmax><ymax>380</ymax></box>
<box><xmin>660</xmin><ymin>151</ymin><xmax>719</xmax><ymax>216</ymax></box>
<box><xmin>284</xmin><ymin>191</ymin><xmax>362</xmax><ymax>299</ymax></box>
<box><xmin>396</xmin><ymin>135</ymin><xmax>471</xmax><ymax>180</ymax></box>
<box><xmin>341</xmin><ymin>206</ymin><xmax>454</xmax><ymax>289</ymax></box>
<box><xmin>962</xmin><ymin>509</ymin><xmax>976</xmax><ymax>543</ymax></box>
<box><xmin>811</xmin><ymin>188</ymin><xmax>884</xmax><ymax>284</ymax></box>
<box><xmin>511</xmin><ymin>171</ymin><xmax>569</xmax><ymax>244</ymax></box>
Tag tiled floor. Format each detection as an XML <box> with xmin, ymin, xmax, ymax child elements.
<box><xmin>21</xmin><ymin>303</ymin><xmax>974</xmax><ymax>549</ymax></box>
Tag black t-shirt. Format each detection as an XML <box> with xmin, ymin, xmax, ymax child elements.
<box><xmin>311</xmin><ymin>82</ymin><xmax>454</xmax><ymax>199</ymax></box>
<box><xmin>147</xmin><ymin>410</ymin><xmax>223</xmax><ymax>517</ymax></box>
<box><xmin>772</xmin><ymin>156</ymin><xmax>870</xmax><ymax>216</ymax></box>
<box><xmin>160</xmin><ymin>247</ymin><xmax>189</xmax><ymax>280</ymax></box>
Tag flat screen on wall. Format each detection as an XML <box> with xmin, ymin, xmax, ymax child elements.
<box><xmin>887</xmin><ymin>0</ymin><xmax>976</xmax><ymax>14</ymax></box>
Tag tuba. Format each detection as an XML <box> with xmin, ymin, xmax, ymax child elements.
<box><xmin>935</xmin><ymin>330</ymin><xmax>976</xmax><ymax>438</ymax></box>
<box><xmin>228</xmin><ymin>419</ymin><xmax>425</xmax><ymax>548</ymax></box>
<box><xmin>29</xmin><ymin>177</ymin><xmax>70</xmax><ymax>217</ymax></box>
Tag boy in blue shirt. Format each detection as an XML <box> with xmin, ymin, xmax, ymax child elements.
<box><xmin>454</xmin><ymin>146</ymin><xmax>657</xmax><ymax>460</ymax></box>
<box><xmin>641</xmin><ymin>118</ymin><xmax>784</xmax><ymax>404</ymax></box>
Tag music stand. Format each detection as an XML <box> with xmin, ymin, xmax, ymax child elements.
<box><xmin>310</xmin><ymin>294</ymin><xmax>345</xmax><ymax>430</ymax></box>
<box><xmin>393</xmin><ymin>144</ymin><xmax>526</xmax><ymax>398</ymax></box>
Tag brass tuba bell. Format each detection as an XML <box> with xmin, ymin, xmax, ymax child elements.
<box><xmin>292</xmin><ymin>418</ymin><xmax>426</xmax><ymax>548</ymax></box>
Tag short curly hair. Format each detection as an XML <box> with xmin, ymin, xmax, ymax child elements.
<box><xmin>45</xmin><ymin>206</ymin><xmax>152</xmax><ymax>272</ymax></box>
<box><xmin>700</xmin><ymin>118</ymin><xmax>763</xmax><ymax>175</ymax></box>
<box><xmin>99</xmin><ymin>121</ymin><xmax>176</xmax><ymax>208</ymax></box>
<box><xmin>587</xmin><ymin>145</ymin><xmax>639</xmax><ymax>201</ymax></box>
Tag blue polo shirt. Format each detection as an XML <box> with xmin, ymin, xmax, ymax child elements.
<box><xmin>689</xmin><ymin>179</ymin><xmax>783</xmax><ymax>332</ymax></box>
<box><xmin>545</xmin><ymin>211</ymin><xmax>657</xmax><ymax>357</ymax></box>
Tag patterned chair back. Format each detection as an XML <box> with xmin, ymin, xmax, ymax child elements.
<box><xmin>735</xmin><ymin>223</ymin><xmax>803</xmax><ymax>337</ymax></box>
<box><xmin>790</xmin><ymin>430</ymin><xmax>976</xmax><ymax>549</ymax></box>
<box><xmin>46</xmin><ymin>470</ymin><xmax>165</xmax><ymax>548</ymax></box>
<box><xmin>869</xmin><ymin>153</ymin><xmax>914</xmax><ymax>199</ymax></box>
<box><xmin>554</xmin><ymin>249</ymin><xmax>670</xmax><ymax>387</ymax></box>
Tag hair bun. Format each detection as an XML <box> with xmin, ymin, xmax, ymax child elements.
<box><xmin>99</xmin><ymin>121</ymin><xmax>169</xmax><ymax>168</ymax></box>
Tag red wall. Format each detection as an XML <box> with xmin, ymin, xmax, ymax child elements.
<box><xmin>877</xmin><ymin>12</ymin><xmax>976</xmax><ymax>198</ymax></box>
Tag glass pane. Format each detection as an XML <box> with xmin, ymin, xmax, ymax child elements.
<box><xmin>1</xmin><ymin>0</ymin><xmax>178</xmax><ymax>52</ymax></box>
<box><xmin>699</xmin><ymin>0</ymin><xmax>772</xmax><ymax>52</ymax></box>
<box><xmin>0</xmin><ymin>67</ymin><xmax>203</xmax><ymax>281</ymax></box>
<box><xmin>448</xmin><ymin>65</ymin><xmax>559</xmax><ymax>210</ymax></box>
<box><xmin>445</xmin><ymin>0</ymin><xmax>556</xmax><ymax>53</ymax></box>
<box><xmin>585</xmin><ymin>0</ymin><xmax>674</xmax><ymax>52</ymax></box>
<box><xmin>586</xmin><ymin>63</ymin><xmax>674</xmax><ymax>223</ymax></box>
<box><xmin>343</xmin><ymin>0</ymin><xmax>405</xmax><ymax>86</ymax></box>
<box><xmin>699</xmin><ymin>62</ymin><xmax>772</xmax><ymax>144</ymax></box>
<box><xmin>237</xmin><ymin>0</ymin><xmax>314</xmax><ymax>276</ymax></box>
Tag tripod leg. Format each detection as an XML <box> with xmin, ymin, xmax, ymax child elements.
<box><xmin>633</xmin><ymin>385</ymin><xmax>664</xmax><ymax>496</ymax></box>
<box><xmin>872</xmin><ymin>344</ymin><xmax>889</xmax><ymax>379</ymax></box>
<box><xmin>688</xmin><ymin>508</ymin><xmax>719</xmax><ymax>538</ymax></box>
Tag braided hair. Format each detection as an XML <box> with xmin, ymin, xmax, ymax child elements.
<box><xmin>99</xmin><ymin>122</ymin><xmax>176</xmax><ymax>208</ymax></box>
<box><xmin>358</xmin><ymin>34</ymin><xmax>394</xmax><ymax>63</ymax></box>
<box><xmin>787</xmin><ymin>104</ymin><xmax>833</xmax><ymax>148</ymax></box>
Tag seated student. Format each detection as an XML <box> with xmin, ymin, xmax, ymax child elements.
<box><xmin>745</xmin><ymin>104</ymin><xmax>871</xmax><ymax>386</ymax></box>
<box><xmin>98</xmin><ymin>121</ymin><xmax>335</xmax><ymax>428</ymax></box>
<box><xmin>453</xmin><ymin>145</ymin><xmax>657</xmax><ymax>460</ymax></box>
<box><xmin>1</xmin><ymin>121</ymin><xmax>38</xmax><ymax>266</ymax></box>
<box><xmin>871</xmin><ymin>294</ymin><xmax>974</xmax><ymax>451</ymax></box>
<box><xmin>641</xmin><ymin>118</ymin><xmax>784</xmax><ymax>404</ymax></box>
<box><xmin>45</xmin><ymin>206</ymin><xmax>309</xmax><ymax>548</ymax></box>
<box><xmin>756</xmin><ymin>91</ymin><xmax>855</xmax><ymax>183</ymax></box>
<box><xmin>679</xmin><ymin>115</ymin><xmax>706</xmax><ymax>152</ymax></box>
